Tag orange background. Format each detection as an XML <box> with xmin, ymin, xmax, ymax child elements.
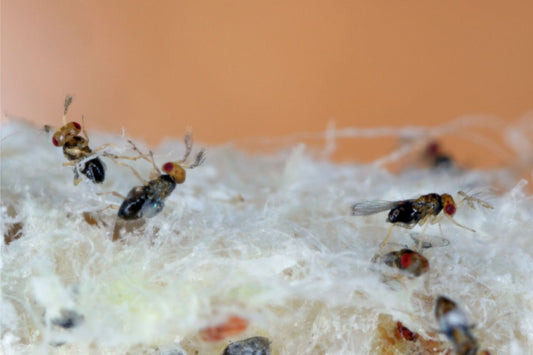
<box><xmin>2</xmin><ymin>1</ymin><xmax>533</xmax><ymax>164</ymax></box>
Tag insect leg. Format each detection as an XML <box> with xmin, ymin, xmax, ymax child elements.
<box><xmin>119</xmin><ymin>140</ymin><xmax>162</xmax><ymax>174</ymax></box>
<box><xmin>99</xmin><ymin>204</ymin><xmax>120</xmax><ymax>212</ymax></box>
<box><xmin>415</xmin><ymin>220</ymin><xmax>431</xmax><ymax>251</ymax></box>
<box><xmin>104</xmin><ymin>155</ymin><xmax>148</xmax><ymax>184</ymax></box>
<box><xmin>97</xmin><ymin>191</ymin><xmax>127</xmax><ymax>200</ymax></box>
<box><xmin>91</xmin><ymin>143</ymin><xmax>115</xmax><ymax>154</ymax></box>
<box><xmin>378</xmin><ymin>225</ymin><xmax>395</xmax><ymax>253</ymax></box>
<box><xmin>446</xmin><ymin>214</ymin><xmax>476</xmax><ymax>233</ymax></box>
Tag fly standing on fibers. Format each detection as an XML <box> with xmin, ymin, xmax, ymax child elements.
<box><xmin>112</xmin><ymin>132</ymin><xmax>205</xmax><ymax>220</ymax></box>
<box><xmin>381</xmin><ymin>248</ymin><xmax>429</xmax><ymax>277</ymax></box>
<box><xmin>435</xmin><ymin>296</ymin><xmax>491</xmax><ymax>355</ymax></box>
<box><xmin>44</xmin><ymin>96</ymin><xmax>108</xmax><ymax>185</ymax></box>
<box><xmin>352</xmin><ymin>192</ymin><xmax>493</xmax><ymax>249</ymax></box>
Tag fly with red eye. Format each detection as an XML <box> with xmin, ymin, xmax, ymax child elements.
<box><xmin>382</xmin><ymin>249</ymin><xmax>429</xmax><ymax>277</ymax></box>
<box><xmin>44</xmin><ymin>96</ymin><xmax>110</xmax><ymax>185</ymax></box>
<box><xmin>423</xmin><ymin>141</ymin><xmax>454</xmax><ymax>169</ymax></box>
<box><xmin>112</xmin><ymin>132</ymin><xmax>205</xmax><ymax>221</ymax></box>
<box><xmin>352</xmin><ymin>192</ymin><xmax>492</xmax><ymax>249</ymax></box>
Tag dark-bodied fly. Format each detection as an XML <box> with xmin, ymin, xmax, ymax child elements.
<box><xmin>352</xmin><ymin>192</ymin><xmax>492</xmax><ymax>248</ymax></box>
<box><xmin>116</xmin><ymin>133</ymin><xmax>205</xmax><ymax>220</ymax></box>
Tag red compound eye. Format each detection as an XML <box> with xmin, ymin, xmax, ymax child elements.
<box><xmin>445</xmin><ymin>203</ymin><xmax>456</xmax><ymax>215</ymax></box>
<box><xmin>162</xmin><ymin>162</ymin><xmax>173</xmax><ymax>173</ymax></box>
<box><xmin>52</xmin><ymin>137</ymin><xmax>60</xmax><ymax>146</ymax></box>
<box><xmin>72</xmin><ymin>121</ymin><xmax>81</xmax><ymax>130</ymax></box>
<box><xmin>400</xmin><ymin>253</ymin><xmax>413</xmax><ymax>269</ymax></box>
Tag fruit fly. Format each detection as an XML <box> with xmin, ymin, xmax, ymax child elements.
<box><xmin>44</xmin><ymin>96</ymin><xmax>108</xmax><ymax>185</ymax></box>
<box><xmin>435</xmin><ymin>296</ymin><xmax>479</xmax><ymax>355</ymax></box>
<box><xmin>112</xmin><ymin>133</ymin><xmax>205</xmax><ymax>220</ymax></box>
<box><xmin>381</xmin><ymin>248</ymin><xmax>429</xmax><ymax>277</ymax></box>
<box><xmin>352</xmin><ymin>192</ymin><xmax>492</xmax><ymax>248</ymax></box>
<box><xmin>222</xmin><ymin>336</ymin><xmax>271</xmax><ymax>355</ymax></box>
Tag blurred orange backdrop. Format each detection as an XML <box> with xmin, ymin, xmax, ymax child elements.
<box><xmin>2</xmin><ymin>0</ymin><xmax>533</xmax><ymax>164</ymax></box>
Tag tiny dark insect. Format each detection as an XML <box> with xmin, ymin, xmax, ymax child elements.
<box><xmin>424</xmin><ymin>141</ymin><xmax>454</xmax><ymax>169</ymax></box>
<box><xmin>222</xmin><ymin>336</ymin><xmax>271</xmax><ymax>355</ymax></box>
<box><xmin>114</xmin><ymin>133</ymin><xmax>205</xmax><ymax>220</ymax></box>
<box><xmin>44</xmin><ymin>96</ymin><xmax>109</xmax><ymax>185</ymax></box>
<box><xmin>435</xmin><ymin>296</ymin><xmax>479</xmax><ymax>355</ymax></box>
<box><xmin>51</xmin><ymin>309</ymin><xmax>84</xmax><ymax>329</ymax></box>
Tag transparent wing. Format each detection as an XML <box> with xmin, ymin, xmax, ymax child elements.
<box><xmin>351</xmin><ymin>200</ymin><xmax>398</xmax><ymax>216</ymax></box>
<box><xmin>409</xmin><ymin>233</ymin><xmax>450</xmax><ymax>249</ymax></box>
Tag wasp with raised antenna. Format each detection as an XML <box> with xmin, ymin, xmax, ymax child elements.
<box><xmin>44</xmin><ymin>96</ymin><xmax>109</xmax><ymax>185</ymax></box>
<box><xmin>110</xmin><ymin>132</ymin><xmax>205</xmax><ymax>220</ymax></box>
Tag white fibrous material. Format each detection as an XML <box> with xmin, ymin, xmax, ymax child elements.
<box><xmin>1</xmin><ymin>119</ymin><xmax>533</xmax><ymax>355</ymax></box>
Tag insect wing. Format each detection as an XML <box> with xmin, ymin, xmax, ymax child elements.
<box><xmin>140</xmin><ymin>197</ymin><xmax>165</xmax><ymax>218</ymax></box>
<box><xmin>352</xmin><ymin>200</ymin><xmax>398</xmax><ymax>216</ymax></box>
<box><xmin>410</xmin><ymin>233</ymin><xmax>450</xmax><ymax>249</ymax></box>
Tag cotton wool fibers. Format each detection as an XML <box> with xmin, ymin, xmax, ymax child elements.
<box><xmin>1</xmin><ymin>119</ymin><xmax>533</xmax><ymax>354</ymax></box>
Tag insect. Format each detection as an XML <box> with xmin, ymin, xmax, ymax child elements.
<box><xmin>435</xmin><ymin>296</ymin><xmax>479</xmax><ymax>355</ymax></box>
<box><xmin>199</xmin><ymin>315</ymin><xmax>249</xmax><ymax>342</ymax></box>
<box><xmin>44</xmin><ymin>96</ymin><xmax>108</xmax><ymax>185</ymax></box>
<box><xmin>51</xmin><ymin>309</ymin><xmax>84</xmax><ymax>329</ymax></box>
<box><xmin>395</xmin><ymin>321</ymin><xmax>419</xmax><ymax>342</ymax></box>
<box><xmin>352</xmin><ymin>192</ymin><xmax>492</xmax><ymax>248</ymax></box>
<box><xmin>424</xmin><ymin>141</ymin><xmax>453</xmax><ymax>168</ymax></box>
<box><xmin>112</xmin><ymin>133</ymin><xmax>205</xmax><ymax>220</ymax></box>
<box><xmin>222</xmin><ymin>336</ymin><xmax>271</xmax><ymax>355</ymax></box>
<box><xmin>381</xmin><ymin>248</ymin><xmax>429</xmax><ymax>277</ymax></box>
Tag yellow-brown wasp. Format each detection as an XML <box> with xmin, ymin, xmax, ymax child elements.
<box><xmin>44</xmin><ymin>96</ymin><xmax>109</xmax><ymax>185</ymax></box>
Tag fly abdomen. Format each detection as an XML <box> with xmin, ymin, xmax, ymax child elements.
<box><xmin>387</xmin><ymin>201</ymin><xmax>420</xmax><ymax>224</ymax></box>
<box><xmin>118</xmin><ymin>186</ymin><xmax>150</xmax><ymax>220</ymax></box>
<box><xmin>81</xmin><ymin>158</ymin><xmax>105</xmax><ymax>183</ymax></box>
<box><xmin>118</xmin><ymin>184</ymin><xmax>168</xmax><ymax>220</ymax></box>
